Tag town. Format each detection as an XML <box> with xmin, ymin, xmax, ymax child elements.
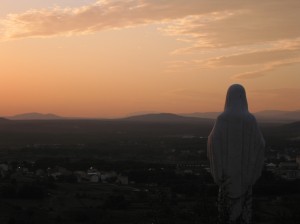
<box><xmin>0</xmin><ymin>133</ymin><xmax>299</xmax><ymax>223</ymax></box>
<box><xmin>0</xmin><ymin>117</ymin><xmax>299</xmax><ymax>223</ymax></box>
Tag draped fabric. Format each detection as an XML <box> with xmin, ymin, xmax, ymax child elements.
<box><xmin>207</xmin><ymin>84</ymin><xmax>265</xmax><ymax>222</ymax></box>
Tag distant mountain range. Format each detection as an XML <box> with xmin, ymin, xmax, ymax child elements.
<box><xmin>183</xmin><ymin>110</ymin><xmax>300</xmax><ymax>123</ymax></box>
<box><xmin>254</xmin><ymin>110</ymin><xmax>300</xmax><ymax>122</ymax></box>
<box><xmin>0</xmin><ymin>117</ymin><xmax>11</xmax><ymax>122</ymax></box>
<box><xmin>123</xmin><ymin>113</ymin><xmax>213</xmax><ymax>123</ymax></box>
<box><xmin>181</xmin><ymin>112</ymin><xmax>221</xmax><ymax>119</ymax></box>
<box><xmin>3</xmin><ymin>110</ymin><xmax>300</xmax><ymax>122</ymax></box>
<box><xmin>7</xmin><ymin>113</ymin><xmax>64</xmax><ymax>120</ymax></box>
<box><xmin>1</xmin><ymin>112</ymin><xmax>300</xmax><ymax>140</ymax></box>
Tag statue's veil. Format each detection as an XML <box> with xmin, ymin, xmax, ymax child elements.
<box><xmin>208</xmin><ymin>84</ymin><xmax>265</xmax><ymax>198</ymax></box>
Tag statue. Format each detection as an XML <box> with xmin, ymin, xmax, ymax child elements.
<box><xmin>207</xmin><ymin>84</ymin><xmax>265</xmax><ymax>224</ymax></box>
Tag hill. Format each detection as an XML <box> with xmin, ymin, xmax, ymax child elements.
<box><xmin>0</xmin><ymin>117</ymin><xmax>11</xmax><ymax>122</ymax></box>
<box><xmin>124</xmin><ymin>113</ymin><xmax>213</xmax><ymax>123</ymax></box>
<box><xmin>181</xmin><ymin>112</ymin><xmax>220</xmax><ymax>119</ymax></box>
<box><xmin>254</xmin><ymin>110</ymin><xmax>300</xmax><ymax>123</ymax></box>
<box><xmin>183</xmin><ymin>110</ymin><xmax>300</xmax><ymax>123</ymax></box>
<box><xmin>8</xmin><ymin>112</ymin><xmax>63</xmax><ymax>120</ymax></box>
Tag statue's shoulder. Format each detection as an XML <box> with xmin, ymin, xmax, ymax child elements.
<box><xmin>217</xmin><ymin>112</ymin><xmax>228</xmax><ymax>120</ymax></box>
<box><xmin>216</xmin><ymin>113</ymin><xmax>227</xmax><ymax>123</ymax></box>
<box><xmin>214</xmin><ymin>113</ymin><xmax>230</xmax><ymax>127</ymax></box>
<box><xmin>246</xmin><ymin>113</ymin><xmax>258</xmax><ymax>123</ymax></box>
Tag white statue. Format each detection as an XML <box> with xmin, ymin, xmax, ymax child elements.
<box><xmin>207</xmin><ymin>84</ymin><xmax>265</xmax><ymax>224</ymax></box>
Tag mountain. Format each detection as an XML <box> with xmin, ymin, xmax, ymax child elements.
<box><xmin>254</xmin><ymin>110</ymin><xmax>300</xmax><ymax>123</ymax></box>
<box><xmin>181</xmin><ymin>112</ymin><xmax>221</xmax><ymax>119</ymax></box>
<box><xmin>0</xmin><ymin>117</ymin><xmax>11</xmax><ymax>122</ymax></box>
<box><xmin>182</xmin><ymin>110</ymin><xmax>300</xmax><ymax>123</ymax></box>
<box><xmin>124</xmin><ymin>113</ymin><xmax>214</xmax><ymax>123</ymax></box>
<box><xmin>5</xmin><ymin>110</ymin><xmax>300</xmax><ymax>122</ymax></box>
<box><xmin>8</xmin><ymin>113</ymin><xmax>63</xmax><ymax>120</ymax></box>
<box><xmin>126</xmin><ymin>111</ymin><xmax>160</xmax><ymax>117</ymax></box>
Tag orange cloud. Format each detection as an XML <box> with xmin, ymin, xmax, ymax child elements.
<box><xmin>1</xmin><ymin>0</ymin><xmax>234</xmax><ymax>39</ymax></box>
<box><xmin>232</xmin><ymin>58</ymin><xmax>300</xmax><ymax>80</ymax></box>
<box><xmin>5</xmin><ymin>0</ymin><xmax>298</xmax><ymax>43</ymax></box>
<box><xmin>212</xmin><ymin>47</ymin><xmax>300</xmax><ymax>66</ymax></box>
<box><xmin>1</xmin><ymin>0</ymin><xmax>300</xmax><ymax>80</ymax></box>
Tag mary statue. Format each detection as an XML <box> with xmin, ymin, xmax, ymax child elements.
<box><xmin>207</xmin><ymin>84</ymin><xmax>265</xmax><ymax>224</ymax></box>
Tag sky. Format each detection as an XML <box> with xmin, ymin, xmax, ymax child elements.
<box><xmin>0</xmin><ymin>0</ymin><xmax>300</xmax><ymax>118</ymax></box>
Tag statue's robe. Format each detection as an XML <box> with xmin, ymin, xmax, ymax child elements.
<box><xmin>207</xmin><ymin>84</ymin><xmax>265</xmax><ymax>223</ymax></box>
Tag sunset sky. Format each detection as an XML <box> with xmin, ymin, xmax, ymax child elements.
<box><xmin>1</xmin><ymin>0</ymin><xmax>300</xmax><ymax>117</ymax></box>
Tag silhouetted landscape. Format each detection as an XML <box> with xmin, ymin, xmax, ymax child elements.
<box><xmin>0</xmin><ymin>113</ymin><xmax>299</xmax><ymax>223</ymax></box>
<box><xmin>183</xmin><ymin>110</ymin><xmax>300</xmax><ymax>123</ymax></box>
<box><xmin>7</xmin><ymin>113</ymin><xmax>64</xmax><ymax>120</ymax></box>
<box><xmin>2</xmin><ymin>0</ymin><xmax>300</xmax><ymax>223</ymax></box>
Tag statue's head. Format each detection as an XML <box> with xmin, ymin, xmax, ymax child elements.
<box><xmin>224</xmin><ymin>84</ymin><xmax>248</xmax><ymax>113</ymax></box>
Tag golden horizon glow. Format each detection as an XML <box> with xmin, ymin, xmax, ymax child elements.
<box><xmin>0</xmin><ymin>0</ymin><xmax>300</xmax><ymax>118</ymax></box>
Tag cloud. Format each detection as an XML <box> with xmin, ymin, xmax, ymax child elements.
<box><xmin>211</xmin><ymin>46</ymin><xmax>300</xmax><ymax>66</ymax></box>
<box><xmin>159</xmin><ymin>0</ymin><xmax>300</xmax><ymax>78</ymax></box>
<box><xmin>3</xmin><ymin>0</ymin><xmax>298</xmax><ymax>42</ymax></box>
<box><xmin>0</xmin><ymin>0</ymin><xmax>241</xmax><ymax>39</ymax></box>
<box><xmin>232</xmin><ymin>58</ymin><xmax>300</xmax><ymax>80</ymax></box>
<box><xmin>1</xmin><ymin>0</ymin><xmax>300</xmax><ymax>79</ymax></box>
<box><xmin>163</xmin><ymin>1</ymin><xmax>300</xmax><ymax>49</ymax></box>
<box><xmin>201</xmin><ymin>43</ymin><xmax>300</xmax><ymax>79</ymax></box>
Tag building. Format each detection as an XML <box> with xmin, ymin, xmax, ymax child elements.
<box><xmin>278</xmin><ymin>161</ymin><xmax>300</xmax><ymax>180</ymax></box>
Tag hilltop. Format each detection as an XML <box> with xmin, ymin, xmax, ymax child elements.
<box><xmin>8</xmin><ymin>112</ymin><xmax>63</xmax><ymax>120</ymax></box>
